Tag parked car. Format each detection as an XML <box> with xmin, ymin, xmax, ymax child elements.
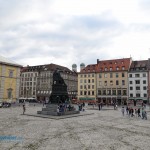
<box><xmin>0</xmin><ymin>102</ymin><xmax>3</xmax><ymax>108</ymax></box>
<box><xmin>2</xmin><ymin>102</ymin><xmax>11</xmax><ymax>108</ymax></box>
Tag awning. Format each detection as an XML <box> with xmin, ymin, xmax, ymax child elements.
<box><xmin>79</xmin><ymin>97</ymin><xmax>95</xmax><ymax>100</ymax></box>
<box><xmin>128</xmin><ymin>98</ymin><xmax>147</xmax><ymax>101</ymax></box>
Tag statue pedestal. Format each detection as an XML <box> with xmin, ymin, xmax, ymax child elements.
<box><xmin>37</xmin><ymin>104</ymin><xmax>80</xmax><ymax>116</ymax></box>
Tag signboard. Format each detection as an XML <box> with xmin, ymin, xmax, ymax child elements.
<box><xmin>127</xmin><ymin>100</ymin><xmax>143</xmax><ymax>108</ymax></box>
<box><xmin>136</xmin><ymin>100</ymin><xmax>143</xmax><ymax>107</ymax></box>
<box><xmin>127</xmin><ymin>100</ymin><xmax>134</xmax><ymax>107</ymax></box>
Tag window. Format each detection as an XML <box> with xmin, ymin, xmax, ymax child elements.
<box><xmin>144</xmin><ymin>94</ymin><xmax>147</xmax><ymax>97</ymax></box>
<box><xmin>7</xmin><ymin>88</ymin><xmax>12</xmax><ymax>99</ymax></box>
<box><xmin>105</xmin><ymin>81</ymin><xmax>107</xmax><ymax>86</ymax></box>
<box><xmin>105</xmin><ymin>67</ymin><xmax>107</xmax><ymax>71</ymax></box>
<box><xmin>110</xmin><ymin>81</ymin><xmax>113</xmax><ymax>86</ymax></box>
<box><xmin>122</xmin><ymin>66</ymin><xmax>125</xmax><ymax>70</ymax></box>
<box><xmin>135</xmin><ymin>74</ymin><xmax>140</xmax><ymax>77</ymax></box>
<box><xmin>107</xmin><ymin>90</ymin><xmax>111</xmax><ymax>95</ymax></box>
<box><xmin>130</xmin><ymin>87</ymin><xmax>133</xmax><ymax>90</ymax></box>
<box><xmin>80</xmin><ymin>85</ymin><xmax>83</xmax><ymax>89</ymax></box>
<box><xmin>104</xmin><ymin>73</ymin><xmax>107</xmax><ymax>78</ymax></box>
<box><xmin>84</xmin><ymin>79</ymin><xmax>86</xmax><ymax>83</ymax></box>
<box><xmin>88</xmin><ymin>91</ymin><xmax>90</xmax><ymax>95</ymax></box>
<box><xmin>98</xmin><ymin>90</ymin><xmax>101</xmax><ymax>95</ymax></box>
<box><xmin>112</xmin><ymin>90</ymin><xmax>116</xmax><ymax>95</ymax></box>
<box><xmin>103</xmin><ymin>90</ymin><xmax>106</xmax><ymax>95</ymax></box>
<box><xmin>110</xmin><ymin>67</ymin><xmax>112</xmax><ymax>71</ymax></box>
<box><xmin>130</xmin><ymin>81</ymin><xmax>133</xmax><ymax>84</ymax></box>
<box><xmin>130</xmin><ymin>93</ymin><xmax>133</xmax><ymax>97</ymax></box>
<box><xmin>123</xmin><ymin>90</ymin><xmax>127</xmax><ymax>95</ymax></box>
<box><xmin>110</xmin><ymin>73</ymin><xmax>113</xmax><ymax>78</ymax></box>
<box><xmin>84</xmin><ymin>85</ymin><xmax>87</xmax><ymax>89</ymax></box>
<box><xmin>136</xmin><ymin>93</ymin><xmax>140</xmax><ymax>97</ymax></box>
<box><xmin>122</xmin><ymin>73</ymin><xmax>125</xmax><ymax>77</ymax></box>
<box><xmin>88</xmin><ymin>85</ymin><xmax>90</xmax><ymax>89</ymax></box>
<box><xmin>117</xmin><ymin>90</ymin><xmax>121</xmax><ymax>95</ymax></box>
<box><xmin>80</xmin><ymin>79</ymin><xmax>82</xmax><ymax>83</ymax></box>
<box><xmin>129</xmin><ymin>74</ymin><xmax>132</xmax><ymax>77</ymax></box>
<box><xmin>84</xmin><ymin>74</ymin><xmax>86</xmax><ymax>77</ymax></box>
<box><xmin>92</xmin><ymin>91</ymin><xmax>94</xmax><ymax>95</ymax></box>
<box><xmin>92</xmin><ymin>85</ymin><xmax>94</xmax><ymax>89</ymax></box>
<box><xmin>143</xmin><ymin>73</ymin><xmax>146</xmax><ymax>77</ymax></box>
<box><xmin>122</xmin><ymin>80</ymin><xmax>125</xmax><ymax>85</ymax></box>
<box><xmin>116</xmin><ymin>73</ymin><xmax>119</xmax><ymax>78</ymax></box>
<box><xmin>80</xmin><ymin>91</ymin><xmax>83</xmax><ymax>95</ymax></box>
<box><xmin>92</xmin><ymin>79</ymin><xmax>94</xmax><ymax>83</ymax></box>
<box><xmin>135</xmin><ymin>80</ymin><xmax>140</xmax><ymax>84</ymax></box>
<box><xmin>9</xmin><ymin>70</ymin><xmax>14</xmax><ymax>78</ymax></box>
<box><xmin>116</xmin><ymin>80</ymin><xmax>119</xmax><ymax>85</ymax></box>
<box><xmin>143</xmin><ymin>86</ymin><xmax>147</xmax><ymax>90</ymax></box>
<box><xmin>88</xmin><ymin>79</ymin><xmax>90</xmax><ymax>83</ymax></box>
<box><xmin>99</xmin><ymin>74</ymin><xmax>102</xmax><ymax>78</ymax></box>
<box><xmin>88</xmin><ymin>74</ymin><xmax>90</xmax><ymax>77</ymax></box>
<box><xmin>136</xmin><ymin>87</ymin><xmax>140</xmax><ymax>90</ymax></box>
<box><xmin>84</xmin><ymin>91</ymin><xmax>87</xmax><ymax>95</ymax></box>
<box><xmin>92</xmin><ymin>74</ymin><xmax>94</xmax><ymax>77</ymax></box>
<box><xmin>116</xmin><ymin>67</ymin><xmax>119</xmax><ymax>70</ymax></box>
<box><xmin>143</xmin><ymin>80</ymin><xmax>146</xmax><ymax>84</ymax></box>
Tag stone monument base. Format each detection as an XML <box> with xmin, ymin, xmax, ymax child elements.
<box><xmin>37</xmin><ymin>104</ymin><xmax>80</xmax><ymax>116</ymax></box>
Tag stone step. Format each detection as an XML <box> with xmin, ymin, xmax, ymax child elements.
<box><xmin>40</xmin><ymin>111</ymin><xmax>57</xmax><ymax>115</ymax></box>
<box><xmin>42</xmin><ymin>108</ymin><xmax>57</xmax><ymax>111</ymax></box>
<box><xmin>45</xmin><ymin>104</ymin><xmax>58</xmax><ymax>108</ymax></box>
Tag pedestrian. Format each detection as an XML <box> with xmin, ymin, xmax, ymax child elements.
<box><xmin>114</xmin><ymin>103</ymin><xmax>116</xmax><ymax>110</ymax></box>
<box><xmin>98</xmin><ymin>103</ymin><xmax>101</xmax><ymax>111</ymax></box>
<box><xmin>57</xmin><ymin>106</ymin><xmax>60</xmax><ymax>116</ymax></box>
<box><xmin>135</xmin><ymin>109</ymin><xmax>138</xmax><ymax>117</ymax></box>
<box><xmin>142</xmin><ymin>108</ymin><xmax>147</xmax><ymax>119</ymax></box>
<box><xmin>23</xmin><ymin>104</ymin><xmax>26</xmax><ymax>115</ymax></box>
<box><xmin>100</xmin><ymin>102</ymin><xmax>103</xmax><ymax>109</ymax></box>
<box><xmin>121</xmin><ymin>107</ymin><xmax>125</xmax><ymax>116</ymax></box>
<box><xmin>137</xmin><ymin>108</ymin><xmax>141</xmax><ymax>117</ymax></box>
<box><xmin>116</xmin><ymin>104</ymin><xmax>118</xmax><ymax>110</ymax></box>
<box><xmin>131</xmin><ymin>108</ymin><xmax>134</xmax><ymax>117</ymax></box>
<box><xmin>144</xmin><ymin>110</ymin><xmax>147</xmax><ymax>120</ymax></box>
<box><xmin>126</xmin><ymin>106</ymin><xmax>129</xmax><ymax>115</ymax></box>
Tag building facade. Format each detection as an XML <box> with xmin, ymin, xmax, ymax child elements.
<box><xmin>78</xmin><ymin>64</ymin><xmax>97</xmax><ymax>101</ymax></box>
<box><xmin>128</xmin><ymin>60</ymin><xmax>149</xmax><ymax>104</ymax></box>
<box><xmin>20</xmin><ymin>64</ymin><xmax>78</xmax><ymax>102</ymax></box>
<box><xmin>0</xmin><ymin>55</ymin><xmax>22</xmax><ymax>102</ymax></box>
<box><xmin>96</xmin><ymin>58</ymin><xmax>132</xmax><ymax>105</ymax></box>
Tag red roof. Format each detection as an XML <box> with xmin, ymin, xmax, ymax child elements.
<box><xmin>96</xmin><ymin>58</ymin><xmax>131</xmax><ymax>72</ymax></box>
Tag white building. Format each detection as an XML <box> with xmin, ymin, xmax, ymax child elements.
<box><xmin>128</xmin><ymin>60</ymin><xmax>148</xmax><ymax>104</ymax></box>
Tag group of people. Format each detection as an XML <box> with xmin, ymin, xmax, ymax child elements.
<box><xmin>57</xmin><ymin>103</ymin><xmax>75</xmax><ymax>115</ymax></box>
<box><xmin>121</xmin><ymin>106</ymin><xmax>147</xmax><ymax>120</ymax></box>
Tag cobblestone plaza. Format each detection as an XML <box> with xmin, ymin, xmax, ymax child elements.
<box><xmin>0</xmin><ymin>105</ymin><xmax>150</xmax><ymax>150</ymax></box>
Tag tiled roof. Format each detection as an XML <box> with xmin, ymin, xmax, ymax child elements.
<box><xmin>21</xmin><ymin>63</ymin><xmax>77</xmax><ymax>75</ymax></box>
<box><xmin>130</xmin><ymin>60</ymin><xmax>148</xmax><ymax>71</ymax></box>
<box><xmin>79</xmin><ymin>64</ymin><xmax>97</xmax><ymax>73</ymax></box>
<box><xmin>96</xmin><ymin>58</ymin><xmax>131</xmax><ymax>72</ymax></box>
<box><xmin>0</xmin><ymin>55</ymin><xmax>22</xmax><ymax>67</ymax></box>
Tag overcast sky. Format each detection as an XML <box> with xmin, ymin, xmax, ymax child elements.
<box><xmin>0</xmin><ymin>0</ymin><xmax>150</xmax><ymax>70</ymax></box>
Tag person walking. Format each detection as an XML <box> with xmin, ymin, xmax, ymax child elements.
<box><xmin>137</xmin><ymin>108</ymin><xmax>141</xmax><ymax>117</ymax></box>
<box><xmin>126</xmin><ymin>106</ymin><xmax>129</xmax><ymax>115</ymax></box>
<box><xmin>98</xmin><ymin>103</ymin><xmax>101</xmax><ymax>111</ymax></box>
<box><xmin>23</xmin><ymin>104</ymin><xmax>26</xmax><ymax>115</ymax></box>
<box><xmin>121</xmin><ymin>107</ymin><xmax>125</xmax><ymax>116</ymax></box>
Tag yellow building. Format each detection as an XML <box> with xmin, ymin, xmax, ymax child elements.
<box><xmin>0</xmin><ymin>55</ymin><xmax>22</xmax><ymax>102</ymax></box>
<box><xmin>96</xmin><ymin>58</ymin><xmax>132</xmax><ymax>105</ymax></box>
<box><xmin>78</xmin><ymin>64</ymin><xmax>97</xmax><ymax>101</ymax></box>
